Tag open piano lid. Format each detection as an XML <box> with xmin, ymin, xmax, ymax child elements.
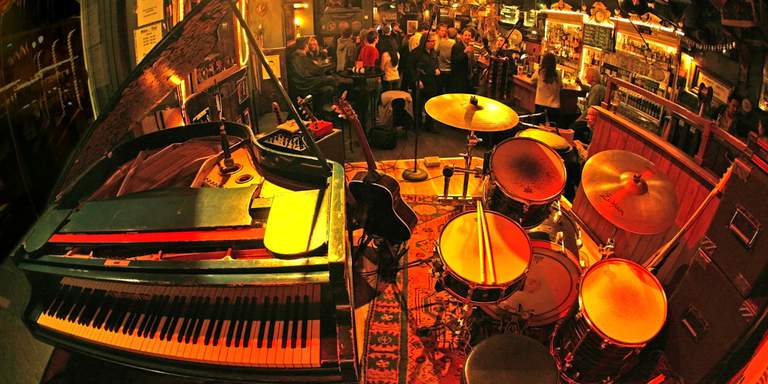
<box><xmin>56</xmin><ymin>0</ymin><xmax>235</xmax><ymax>197</ymax></box>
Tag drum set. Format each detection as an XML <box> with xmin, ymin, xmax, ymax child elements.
<box><xmin>422</xmin><ymin>94</ymin><xmax>678</xmax><ymax>384</ymax></box>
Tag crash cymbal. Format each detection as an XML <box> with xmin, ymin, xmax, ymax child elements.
<box><xmin>425</xmin><ymin>94</ymin><xmax>519</xmax><ymax>132</ymax></box>
<box><xmin>582</xmin><ymin>150</ymin><xmax>678</xmax><ymax>235</ymax></box>
<box><xmin>515</xmin><ymin>128</ymin><xmax>571</xmax><ymax>151</ymax></box>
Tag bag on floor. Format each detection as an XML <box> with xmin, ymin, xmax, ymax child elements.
<box><xmin>369</xmin><ymin>126</ymin><xmax>397</xmax><ymax>149</ymax></box>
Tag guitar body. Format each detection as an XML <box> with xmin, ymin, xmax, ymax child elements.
<box><xmin>335</xmin><ymin>94</ymin><xmax>418</xmax><ymax>243</ymax></box>
<box><xmin>349</xmin><ymin>171</ymin><xmax>418</xmax><ymax>242</ymax></box>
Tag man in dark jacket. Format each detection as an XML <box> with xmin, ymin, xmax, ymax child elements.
<box><xmin>287</xmin><ymin>37</ymin><xmax>337</xmax><ymax>111</ymax></box>
<box><xmin>449</xmin><ymin>28</ymin><xmax>475</xmax><ymax>94</ymax></box>
<box><xmin>408</xmin><ymin>32</ymin><xmax>440</xmax><ymax>131</ymax></box>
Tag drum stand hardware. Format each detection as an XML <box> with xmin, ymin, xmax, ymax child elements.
<box><xmin>599</xmin><ymin>226</ymin><xmax>618</xmax><ymax>260</ymax></box>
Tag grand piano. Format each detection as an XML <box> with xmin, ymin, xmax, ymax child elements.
<box><xmin>11</xmin><ymin>1</ymin><xmax>358</xmax><ymax>382</ymax></box>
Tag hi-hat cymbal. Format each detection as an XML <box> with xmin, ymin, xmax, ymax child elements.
<box><xmin>582</xmin><ymin>150</ymin><xmax>678</xmax><ymax>235</ymax></box>
<box><xmin>515</xmin><ymin>128</ymin><xmax>571</xmax><ymax>151</ymax></box>
<box><xmin>425</xmin><ymin>94</ymin><xmax>519</xmax><ymax>132</ymax></box>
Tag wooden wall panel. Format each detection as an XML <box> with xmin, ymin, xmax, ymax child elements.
<box><xmin>574</xmin><ymin>109</ymin><xmax>722</xmax><ymax>279</ymax></box>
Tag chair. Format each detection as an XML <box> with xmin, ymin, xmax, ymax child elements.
<box><xmin>391</xmin><ymin>98</ymin><xmax>413</xmax><ymax>137</ymax></box>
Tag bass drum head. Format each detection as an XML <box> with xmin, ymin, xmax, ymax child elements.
<box><xmin>580</xmin><ymin>258</ymin><xmax>667</xmax><ymax>345</ymax></box>
<box><xmin>490</xmin><ymin>137</ymin><xmax>566</xmax><ymax>204</ymax></box>
<box><xmin>438</xmin><ymin>210</ymin><xmax>532</xmax><ymax>287</ymax></box>
<box><xmin>490</xmin><ymin>241</ymin><xmax>580</xmax><ymax>327</ymax></box>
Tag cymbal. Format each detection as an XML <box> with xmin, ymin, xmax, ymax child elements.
<box><xmin>515</xmin><ymin>129</ymin><xmax>571</xmax><ymax>151</ymax></box>
<box><xmin>425</xmin><ymin>94</ymin><xmax>519</xmax><ymax>132</ymax></box>
<box><xmin>582</xmin><ymin>150</ymin><xmax>678</xmax><ymax>235</ymax></box>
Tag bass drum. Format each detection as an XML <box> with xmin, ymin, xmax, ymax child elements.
<box><xmin>479</xmin><ymin>206</ymin><xmax>582</xmax><ymax>337</ymax></box>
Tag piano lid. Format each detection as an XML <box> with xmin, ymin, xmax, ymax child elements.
<box><xmin>56</xmin><ymin>0</ymin><xmax>232</xmax><ymax>198</ymax></box>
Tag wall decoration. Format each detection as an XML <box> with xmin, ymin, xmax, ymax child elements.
<box><xmin>721</xmin><ymin>0</ymin><xmax>757</xmax><ymax>27</ymax></box>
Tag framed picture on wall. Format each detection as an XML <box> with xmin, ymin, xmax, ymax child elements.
<box><xmin>721</xmin><ymin>0</ymin><xmax>757</xmax><ymax>28</ymax></box>
<box><xmin>406</xmin><ymin>20</ymin><xmax>418</xmax><ymax>34</ymax></box>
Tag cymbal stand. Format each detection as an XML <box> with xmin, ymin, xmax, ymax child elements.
<box><xmin>440</xmin><ymin>130</ymin><xmax>485</xmax><ymax>200</ymax></box>
<box><xmin>599</xmin><ymin>226</ymin><xmax>618</xmax><ymax>259</ymax></box>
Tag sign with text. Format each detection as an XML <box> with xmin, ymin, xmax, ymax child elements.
<box><xmin>133</xmin><ymin>22</ymin><xmax>163</xmax><ymax>64</ymax></box>
<box><xmin>582</xmin><ymin>23</ymin><xmax>614</xmax><ymax>51</ymax></box>
<box><xmin>136</xmin><ymin>0</ymin><xmax>164</xmax><ymax>27</ymax></box>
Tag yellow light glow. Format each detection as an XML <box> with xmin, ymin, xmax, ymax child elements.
<box><xmin>237</xmin><ymin>0</ymin><xmax>249</xmax><ymax>66</ymax></box>
<box><xmin>294</xmin><ymin>16</ymin><xmax>302</xmax><ymax>26</ymax></box>
<box><xmin>178</xmin><ymin>0</ymin><xmax>184</xmax><ymax>22</ymax></box>
<box><xmin>168</xmin><ymin>74</ymin><xmax>183</xmax><ymax>85</ymax></box>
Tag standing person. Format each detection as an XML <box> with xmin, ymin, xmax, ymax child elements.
<box><xmin>409</xmin><ymin>22</ymin><xmax>429</xmax><ymax>52</ymax></box>
<box><xmin>336</xmin><ymin>29</ymin><xmax>354</xmax><ymax>71</ymax></box>
<box><xmin>449</xmin><ymin>28</ymin><xmax>475</xmax><ymax>94</ymax></box>
<box><xmin>357</xmin><ymin>30</ymin><xmax>380</xmax><ymax>69</ymax></box>
<box><xmin>437</xmin><ymin>27</ymin><xmax>457</xmax><ymax>94</ymax></box>
<box><xmin>380</xmin><ymin>43</ymin><xmax>400</xmax><ymax>91</ymax></box>
<box><xmin>409</xmin><ymin>32</ymin><xmax>440</xmax><ymax>131</ymax></box>
<box><xmin>436</xmin><ymin>23</ymin><xmax>448</xmax><ymax>45</ymax></box>
<box><xmin>531</xmin><ymin>52</ymin><xmax>562</xmax><ymax>126</ymax></box>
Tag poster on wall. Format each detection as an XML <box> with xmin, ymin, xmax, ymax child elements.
<box><xmin>133</xmin><ymin>22</ymin><xmax>163</xmax><ymax>64</ymax></box>
<box><xmin>319</xmin><ymin>7</ymin><xmax>363</xmax><ymax>36</ymax></box>
<box><xmin>136</xmin><ymin>0</ymin><xmax>164</xmax><ymax>27</ymax></box>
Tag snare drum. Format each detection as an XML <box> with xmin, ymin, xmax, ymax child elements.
<box><xmin>437</xmin><ymin>210</ymin><xmax>532</xmax><ymax>303</ymax></box>
<box><xmin>484</xmin><ymin>138</ymin><xmax>566</xmax><ymax>228</ymax></box>
<box><xmin>480</xmin><ymin>206</ymin><xmax>581</xmax><ymax>331</ymax></box>
<box><xmin>551</xmin><ymin>259</ymin><xmax>667</xmax><ymax>383</ymax></box>
<box><xmin>515</xmin><ymin>129</ymin><xmax>581</xmax><ymax>201</ymax></box>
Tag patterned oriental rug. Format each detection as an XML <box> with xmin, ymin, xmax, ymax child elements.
<box><xmin>361</xmin><ymin>195</ymin><xmax>471</xmax><ymax>384</ymax></box>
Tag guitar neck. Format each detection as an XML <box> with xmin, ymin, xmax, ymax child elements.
<box><xmin>349</xmin><ymin>111</ymin><xmax>379</xmax><ymax>173</ymax></box>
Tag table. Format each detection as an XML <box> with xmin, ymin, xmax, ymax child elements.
<box><xmin>336</xmin><ymin>70</ymin><xmax>384</xmax><ymax>133</ymax></box>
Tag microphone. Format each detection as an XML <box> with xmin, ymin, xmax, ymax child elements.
<box><xmin>442</xmin><ymin>165</ymin><xmax>454</xmax><ymax>198</ymax></box>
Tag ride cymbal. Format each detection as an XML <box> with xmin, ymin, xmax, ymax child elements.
<box><xmin>425</xmin><ymin>93</ymin><xmax>519</xmax><ymax>132</ymax></box>
<box><xmin>582</xmin><ymin>150</ymin><xmax>678</xmax><ymax>235</ymax></box>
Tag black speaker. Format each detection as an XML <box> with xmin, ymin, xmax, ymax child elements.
<box><xmin>665</xmin><ymin>157</ymin><xmax>768</xmax><ymax>383</ymax></box>
<box><xmin>705</xmin><ymin>158</ymin><xmax>768</xmax><ymax>297</ymax></box>
<box><xmin>664</xmin><ymin>251</ymin><xmax>768</xmax><ymax>383</ymax></box>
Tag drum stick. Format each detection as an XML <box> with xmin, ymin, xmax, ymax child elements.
<box><xmin>476</xmin><ymin>202</ymin><xmax>487</xmax><ymax>284</ymax></box>
<box><xmin>480</xmin><ymin>204</ymin><xmax>496</xmax><ymax>284</ymax></box>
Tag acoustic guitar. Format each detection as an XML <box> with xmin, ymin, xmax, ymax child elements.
<box><xmin>334</xmin><ymin>95</ymin><xmax>418</xmax><ymax>243</ymax></box>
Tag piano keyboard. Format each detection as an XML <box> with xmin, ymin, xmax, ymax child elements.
<box><xmin>35</xmin><ymin>277</ymin><xmax>323</xmax><ymax>368</ymax></box>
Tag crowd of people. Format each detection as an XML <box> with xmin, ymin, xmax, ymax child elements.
<box><xmin>285</xmin><ymin>21</ymin><xmax>509</xmax><ymax>131</ymax></box>
<box><xmin>283</xmin><ymin>20</ymin><xmax>766</xmax><ymax>148</ymax></box>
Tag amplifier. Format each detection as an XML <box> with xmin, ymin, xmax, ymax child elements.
<box><xmin>665</xmin><ymin>251</ymin><xmax>768</xmax><ymax>383</ymax></box>
<box><xmin>705</xmin><ymin>158</ymin><xmax>767</xmax><ymax>297</ymax></box>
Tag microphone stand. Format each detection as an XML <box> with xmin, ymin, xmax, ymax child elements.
<box><xmin>227</xmin><ymin>0</ymin><xmax>331</xmax><ymax>176</ymax></box>
<box><xmin>403</xmin><ymin>5</ymin><xmax>440</xmax><ymax>183</ymax></box>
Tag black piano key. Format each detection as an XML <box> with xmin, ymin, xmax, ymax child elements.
<box><xmin>166</xmin><ymin>297</ymin><xmax>187</xmax><ymax>341</ymax></box>
<box><xmin>51</xmin><ymin>285</ymin><xmax>72</xmax><ymax>318</ymax></box>
<box><xmin>235</xmin><ymin>296</ymin><xmax>248</xmax><ymax>347</ymax></box>
<box><xmin>149</xmin><ymin>295</ymin><xmax>171</xmax><ymax>338</ymax></box>
<box><xmin>257</xmin><ymin>296</ymin><xmax>271</xmax><ymax>348</ymax></box>
<box><xmin>266</xmin><ymin>295</ymin><xmax>279</xmax><ymax>349</ymax></box>
<box><xmin>46</xmin><ymin>285</ymin><xmax>69</xmax><ymax>315</ymax></box>
<box><xmin>240</xmin><ymin>296</ymin><xmax>256</xmax><ymax>348</ymax></box>
<box><xmin>183</xmin><ymin>296</ymin><xmax>202</xmax><ymax>344</ymax></box>
<box><xmin>191</xmin><ymin>297</ymin><xmax>210</xmax><ymax>345</ymax></box>
<box><xmin>67</xmin><ymin>288</ymin><xmax>92</xmax><ymax>322</ymax></box>
<box><xmin>80</xmin><ymin>290</ymin><xmax>106</xmax><ymax>325</ymax></box>
<box><xmin>291</xmin><ymin>295</ymin><xmax>301</xmax><ymax>349</ymax></box>
<box><xmin>159</xmin><ymin>296</ymin><xmax>180</xmax><ymax>340</ymax></box>
<box><xmin>56</xmin><ymin>286</ymin><xmax>81</xmax><ymax>319</ymax></box>
<box><xmin>281</xmin><ymin>296</ymin><xmax>292</xmax><ymax>349</ymax></box>
<box><xmin>301</xmin><ymin>294</ymin><xmax>309</xmax><ymax>348</ymax></box>
<box><xmin>226</xmin><ymin>296</ymin><xmax>242</xmax><ymax>347</ymax></box>
<box><xmin>204</xmin><ymin>297</ymin><xmax>223</xmax><ymax>346</ymax></box>
<box><xmin>122</xmin><ymin>299</ymin><xmax>140</xmax><ymax>334</ymax></box>
<box><xmin>92</xmin><ymin>295</ymin><xmax>114</xmax><ymax>329</ymax></box>
<box><xmin>128</xmin><ymin>296</ymin><xmax>152</xmax><ymax>335</ymax></box>
<box><xmin>138</xmin><ymin>295</ymin><xmax>160</xmax><ymax>337</ymax></box>
<box><xmin>104</xmin><ymin>297</ymin><xmax>124</xmax><ymax>332</ymax></box>
<box><xmin>178</xmin><ymin>296</ymin><xmax>198</xmax><ymax>343</ymax></box>
<box><xmin>211</xmin><ymin>297</ymin><xmax>229</xmax><ymax>347</ymax></box>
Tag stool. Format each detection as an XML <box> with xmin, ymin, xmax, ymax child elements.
<box><xmin>463</xmin><ymin>334</ymin><xmax>558</xmax><ymax>384</ymax></box>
